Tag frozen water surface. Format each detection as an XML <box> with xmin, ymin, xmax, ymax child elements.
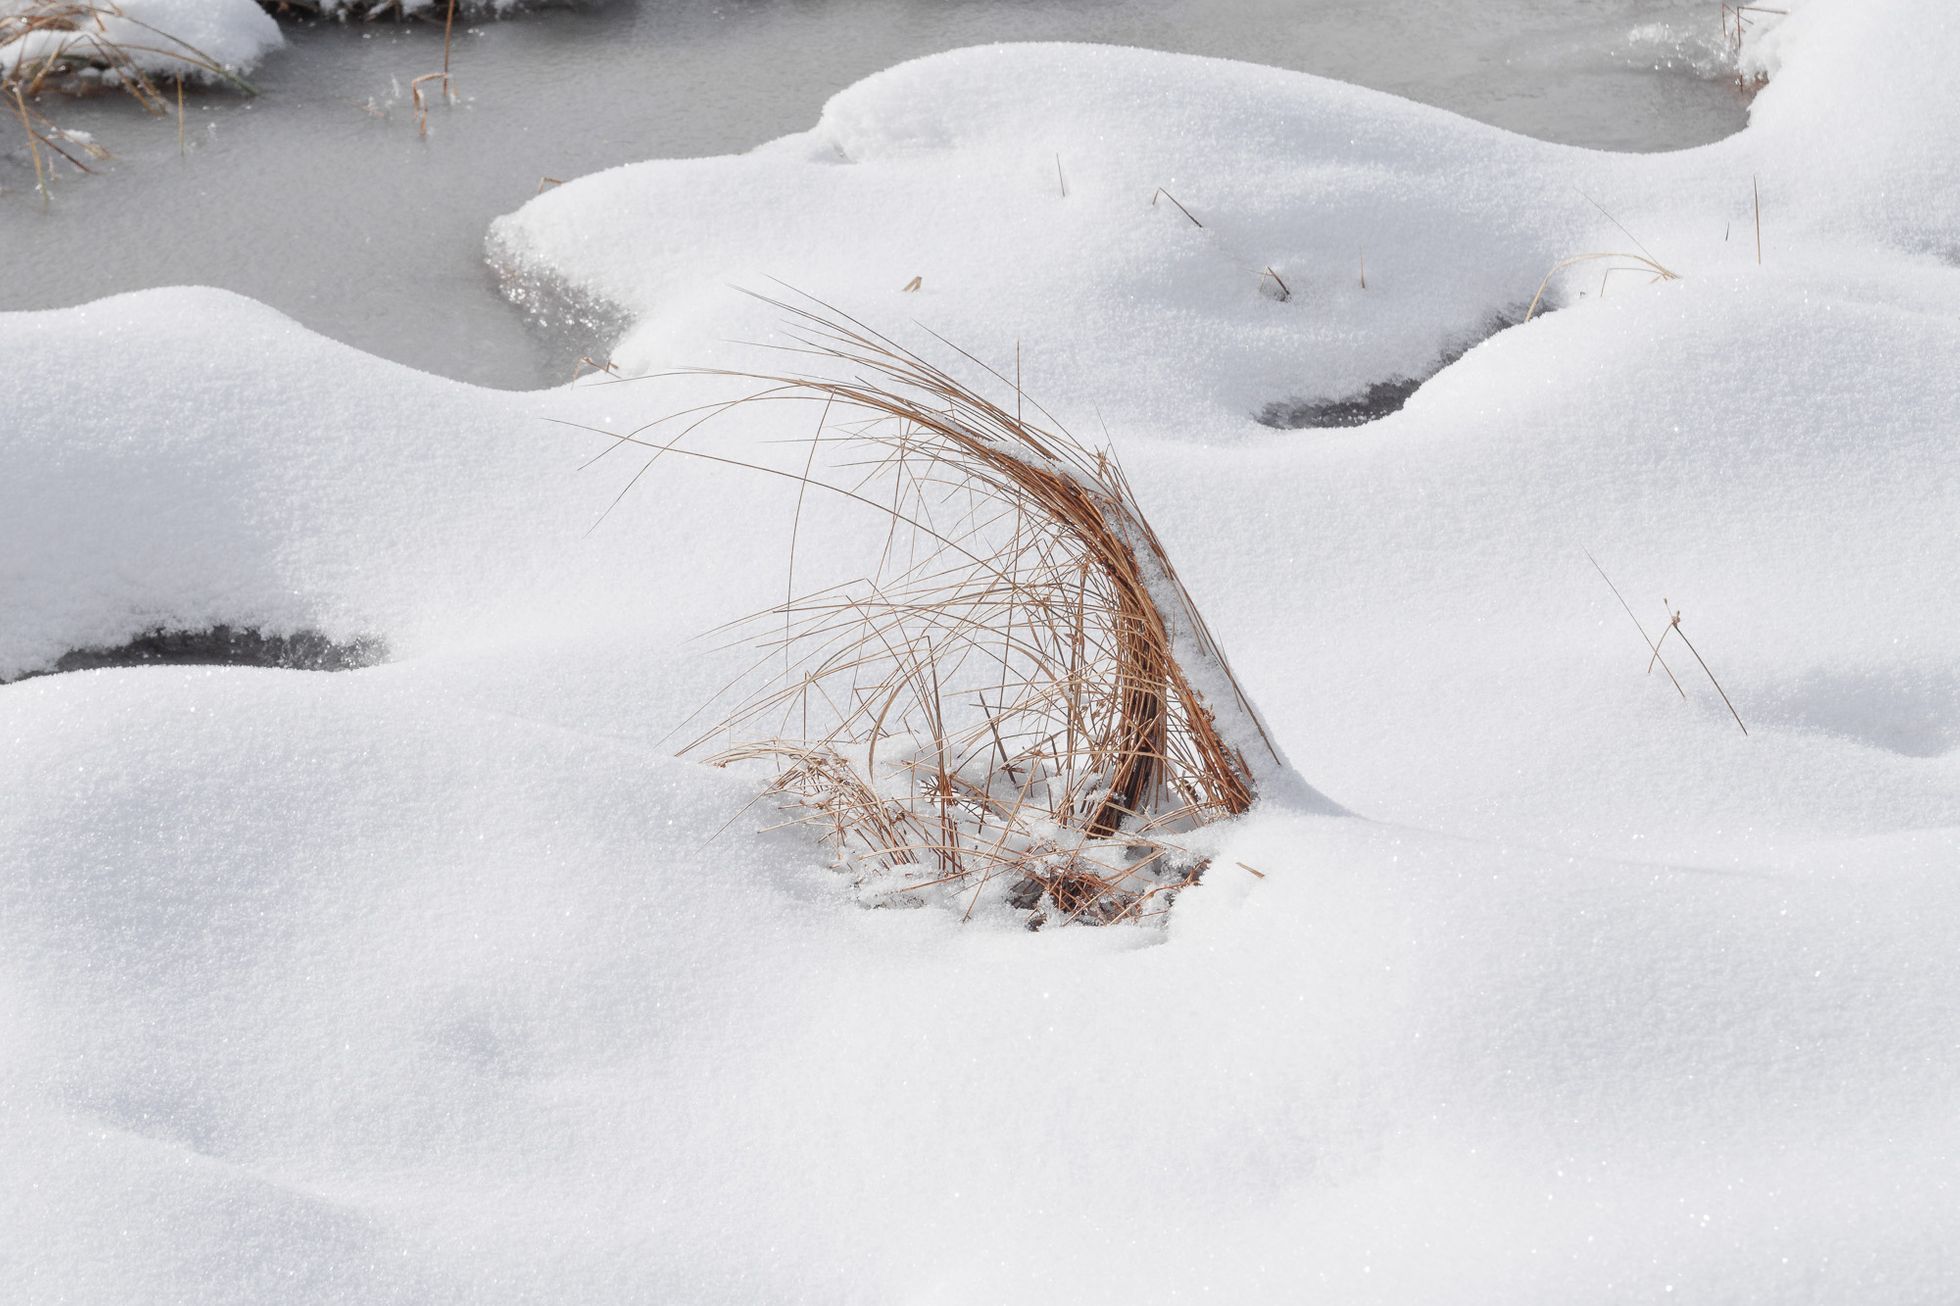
<box><xmin>0</xmin><ymin>0</ymin><xmax>1745</xmax><ymax>388</ymax></box>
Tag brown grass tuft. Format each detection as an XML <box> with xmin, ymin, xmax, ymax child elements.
<box><xmin>570</xmin><ymin>293</ymin><xmax>1284</xmax><ymax>926</ymax></box>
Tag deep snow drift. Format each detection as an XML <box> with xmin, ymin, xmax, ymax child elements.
<box><xmin>4</xmin><ymin>1</ymin><xmax>1959</xmax><ymax>1301</ymax></box>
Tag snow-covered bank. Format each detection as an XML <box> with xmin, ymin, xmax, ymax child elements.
<box><xmin>5</xmin><ymin>0</ymin><xmax>1959</xmax><ymax>1300</ymax></box>
<box><xmin>2</xmin><ymin>1</ymin><xmax>1752</xmax><ymax>393</ymax></box>
<box><xmin>488</xmin><ymin>4</ymin><xmax>1959</xmax><ymax>427</ymax></box>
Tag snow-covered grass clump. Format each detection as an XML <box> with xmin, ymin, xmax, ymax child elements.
<box><xmin>5</xmin><ymin>0</ymin><xmax>1960</xmax><ymax>1300</ymax></box>
<box><xmin>0</xmin><ymin>0</ymin><xmax>280</xmax><ymax>85</ymax></box>
<box><xmin>3</xmin><ymin>2</ymin><xmax>276</xmax><ymax>192</ymax></box>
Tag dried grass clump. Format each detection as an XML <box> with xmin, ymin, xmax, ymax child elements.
<box><xmin>594</xmin><ymin>296</ymin><xmax>1284</xmax><ymax>927</ymax></box>
<box><xmin>2</xmin><ymin>3</ymin><xmax>257</xmax><ymax>98</ymax></box>
<box><xmin>4</xmin><ymin>2</ymin><xmax>256</xmax><ymax>192</ymax></box>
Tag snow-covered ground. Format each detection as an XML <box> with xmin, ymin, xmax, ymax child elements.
<box><xmin>4</xmin><ymin>0</ymin><xmax>1958</xmax><ymax>1301</ymax></box>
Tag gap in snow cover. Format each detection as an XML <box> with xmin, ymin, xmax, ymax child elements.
<box><xmin>1256</xmin><ymin>304</ymin><xmax>1534</xmax><ymax>430</ymax></box>
<box><xmin>0</xmin><ymin>625</ymin><xmax>388</xmax><ymax>683</ymax></box>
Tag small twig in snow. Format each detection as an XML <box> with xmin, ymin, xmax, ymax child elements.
<box><xmin>1150</xmin><ymin>187</ymin><xmax>1203</xmax><ymax>228</ymax></box>
<box><xmin>1586</xmin><ymin>549</ymin><xmax>1687</xmax><ymax>700</ymax></box>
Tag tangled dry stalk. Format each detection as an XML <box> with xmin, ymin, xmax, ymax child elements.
<box><xmin>576</xmin><ymin>294</ymin><xmax>1284</xmax><ymax>926</ymax></box>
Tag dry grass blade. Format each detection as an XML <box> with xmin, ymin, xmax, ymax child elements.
<box><xmin>1722</xmin><ymin>3</ymin><xmax>1790</xmax><ymax>83</ymax></box>
<box><xmin>1150</xmin><ymin>186</ymin><xmax>1203</xmax><ymax>228</ymax></box>
<box><xmin>1525</xmin><ymin>251</ymin><xmax>1679</xmax><ymax>321</ymax></box>
<box><xmin>1753</xmin><ymin>175</ymin><xmax>1762</xmax><ymax>266</ymax></box>
<box><xmin>590</xmin><ymin>292</ymin><xmax>1284</xmax><ymax>926</ymax></box>
<box><xmin>1587</xmin><ymin>551</ymin><xmax>1748</xmax><ymax>736</ymax></box>
<box><xmin>1525</xmin><ymin>192</ymin><xmax>1681</xmax><ymax>319</ymax></box>
<box><xmin>12</xmin><ymin>83</ymin><xmax>49</xmax><ymax>197</ymax></box>
<box><xmin>1586</xmin><ymin>548</ymin><xmax>1686</xmax><ymax>699</ymax></box>
<box><xmin>410</xmin><ymin>69</ymin><xmax>450</xmax><ymax>136</ymax></box>
<box><xmin>1659</xmin><ymin>600</ymin><xmax>1749</xmax><ymax>736</ymax></box>
<box><xmin>407</xmin><ymin>0</ymin><xmax>456</xmax><ymax>138</ymax></box>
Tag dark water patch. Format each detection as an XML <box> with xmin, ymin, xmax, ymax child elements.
<box><xmin>3</xmin><ymin>626</ymin><xmax>386</xmax><ymax>684</ymax></box>
<box><xmin>1259</xmin><ymin>376</ymin><xmax>1425</xmax><ymax>430</ymax></box>
<box><xmin>1257</xmin><ymin>306</ymin><xmax>1534</xmax><ymax>430</ymax></box>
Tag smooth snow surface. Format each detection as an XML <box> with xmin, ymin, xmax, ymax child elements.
<box><xmin>5</xmin><ymin>1</ymin><xmax>1960</xmax><ymax>1302</ymax></box>
<box><xmin>0</xmin><ymin>0</ymin><xmax>1747</xmax><ymax>388</ymax></box>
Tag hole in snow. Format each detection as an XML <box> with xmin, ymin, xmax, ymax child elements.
<box><xmin>1256</xmin><ymin>306</ymin><xmax>1532</xmax><ymax>430</ymax></box>
<box><xmin>2</xmin><ymin>626</ymin><xmax>387</xmax><ymax>685</ymax></box>
<box><xmin>1258</xmin><ymin>375</ymin><xmax>1426</xmax><ymax>430</ymax></box>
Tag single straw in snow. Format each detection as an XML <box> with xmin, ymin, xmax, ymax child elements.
<box><xmin>1586</xmin><ymin>551</ymin><xmax>1747</xmax><ymax>736</ymax></box>
<box><xmin>1754</xmin><ymin>175</ymin><xmax>1763</xmax><ymax>265</ymax></box>
<box><xmin>1586</xmin><ymin>548</ymin><xmax>1686</xmax><ymax>700</ymax></box>
<box><xmin>1657</xmin><ymin>599</ymin><xmax>1749</xmax><ymax>736</ymax></box>
<box><xmin>1150</xmin><ymin>187</ymin><xmax>1203</xmax><ymax>228</ymax></box>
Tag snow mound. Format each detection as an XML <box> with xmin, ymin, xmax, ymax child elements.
<box><xmin>490</xmin><ymin>44</ymin><xmax>1584</xmax><ymax>433</ymax></box>
<box><xmin>490</xmin><ymin>6</ymin><xmax>1960</xmax><ymax>415</ymax></box>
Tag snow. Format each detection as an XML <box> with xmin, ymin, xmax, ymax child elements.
<box><xmin>0</xmin><ymin>0</ymin><xmax>281</xmax><ymax>81</ymax></box>
<box><xmin>5</xmin><ymin>0</ymin><xmax>1960</xmax><ymax>1300</ymax></box>
<box><xmin>1743</xmin><ymin>0</ymin><xmax>1960</xmax><ymax>256</ymax></box>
